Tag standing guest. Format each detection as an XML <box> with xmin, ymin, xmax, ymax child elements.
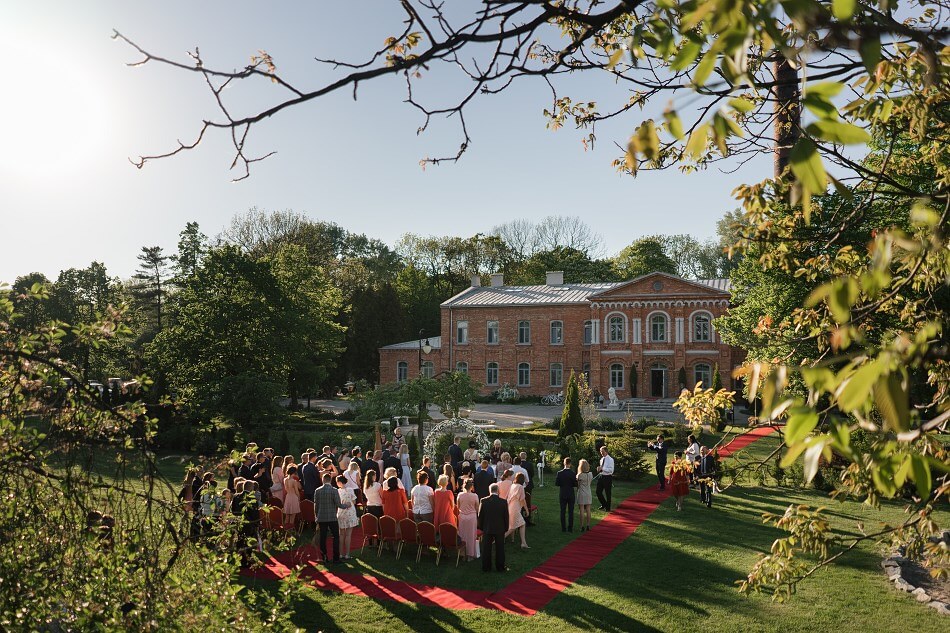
<box><xmin>474</xmin><ymin>460</ymin><xmax>495</xmax><ymax>500</ymax></box>
<box><xmin>320</xmin><ymin>445</ymin><xmax>338</xmax><ymax>468</ymax></box>
<box><xmin>421</xmin><ymin>456</ymin><xmax>437</xmax><ymax>491</ymax></box>
<box><xmin>669</xmin><ymin>451</ymin><xmax>692</xmax><ymax>511</ymax></box>
<box><xmin>555</xmin><ymin>458</ymin><xmax>578</xmax><ymax>532</ymax></box>
<box><xmin>338</xmin><ymin>448</ymin><xmax>351</xmax><ymax>472</ymax></box>
<box><xmin>697</xmin><ymin>446</ymin><xmax>717</xmax><ymax>508</ymax></box>
<box><xmin>226</xmin><ymin>460</ymin><xmax>239</xmax><ymax>495</ymax></box>
<box><xmin>410</xmin><ymin>471</ymin><xmax>435</xmax><ymax>524</ymax></box>
<box><xmin>384</xmin><ymin>449</ymin><xmax>403</xmax><ymax>482</ymax></box>
<box><xmin>383</xmin><ymin>467</ymin><xmax>405</xmax><ymax>489</ymax></box>
<box><xmin>351</xmin><ymin>447</ymin><xmax>366</xmax><ymax>480</ymax></box>
<box><xmin>596</xmin><ymin>445</ymin><xmax>615</xmax><ymax>511</ymax></box>
<box><xmin>391</xmin><ymin>427</ymin><xmax>405</xmax><ymax>453</ymax></box>
<box><xmin>302</xmin><ymin>453</ymin><xmax>320</xmax><ymax>500</ymax></box>
<box><xmin>685</xmin><ymin>434</ymin><xmax>701</xmax><ymax>485</ymax></box>
<box><xmin>576</xmin><ymin>459</ymin><xmax>593</xmax><ymax>532</ymax></box>
<box><xmin>240</xmin><ymin>481</ymin><xmax>261</xmax><ymax>552</ymax></box>
<box><xmin>459</xmin><ymin>464</ymin><xmax>474</xmax><ymax>492</ymax></box>
<box><xmin>510</xmin><ymin>457</ymin><xmax>528</xmax><ymax>483</ymax></box>
<box><xmin>367</xmin><ymin>450</ymin><xmax>382</xmax><ymax>481</ymax></box>
<box><xmin>312</xmin><ymin>474</ymin><xmax>350</xmax><ymax>564</ymax></box>
<box><xmin>489</xmin><ymin>439</ymin><xmax>503</xmax><ymax>465</ymax></box>
<box><xmin>284</xmin><ymin>455</ymin><xmax>297</xmax><ymax>473</ymax></box>
<box><xmin>518</xmin><ymin>452</ymin><xmax>535</xmax><ymax>523</ymax></box>
<box><xmin>457</xmin><ymin>479</ymin><xmax>480</xmax><ymax>561</ymax></box>
<box><xmin>363</xmin><ymin>470</ymin><xmax>384</xmax><ymax>518</ymax></box>
<box><xmin>344</xmin><ymin>461</ymin><xmax>362</xmax><ymax>503</ymax></box>
<box><xmin>399</xmin><ymin>445</ymin><xmax>413</xmax><ymax>492</ymax></box>
<box><xmin>282</xmin><ymin>465</ymin><xmax>302</xmax><ymax>529</ymax></box>
<box><xmin>198</xmin><ymin>479</ymin><xmax>219</xmax><ymax>536</ymax></box>
<box><xmin>505</xmin><ymin>472</ymin><xmax>529</xmax><ymax>549</ymax></box>
<box><xmin>478</xmin><ymin>483</ymin><xmax>509</xmax><ymax>572</ymax></box>
<box><xmin>432</xmin><ymin>474</ymin><xmax>457</xmax><ymax>528</ymax></box>
<box><xmin>178</xmin><ymin>468</ymin><xmax>199</xmax><ymax>513</ymax></box>
<box><xmin>463</xmin><ymin>441</ymin><xmax>479</xmax><ymax>466</ymax></box>
<box><xmin>251</xmin><ymin>452</ymin><xmax>272</xmax><ymax>502</ymax></box>
<box><xmin>269</xmin><ymin>455</ymin><xmax>285</xmax><ymax>503</ymax></box>
<box><xmin>442</xmin><ymin>463</ymin><xmax>458</xmax><ymax>494</ymax></box>
<box><xmin>238</xmin><ymin>454</ymin><xmax>254</xmax><ymax>481</ymax></box>
<box><xmin>448</xmin><ymin>436</ymin><xmax>464</xmax><ymax>477</ymax></box>
<box><xmin>646</xmin><ymin>433</ymin><xmax>669</xmax><ymax>490</ymax></box>
<box><xmin>335</xmin><ymin>474</ymin><xmax>359</xmax><ymax>560</ymax></box>
<box><xmin>380</xmin><ymin>476</ymin><xmax>409</xmax><ymax>521</ymax></box>
<box><xmin>496</xmin><ymin>452</ymin><xmax>513</xmax><ymax>482</ymax></box>
<box><xmin>497</xmin><ymin>469</ymin><xmax>514</xmax><ymax>500</ymax></box>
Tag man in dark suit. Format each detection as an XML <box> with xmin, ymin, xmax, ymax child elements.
<box><xmin>697</xmin><ymin>446</ymin><xmax>717</xmax><ymax>507</ymax></box>
<box><xmin>301</xmin><ymin>453</ymin><xmax>320</xmax><ymax>500</ymax></box>
<box><xmin>554</xmin><ymin>457</ymin><xmax>578</xmax><ymax>532</ymax></box>
<box><xmin>478</xmin><ymin>483</ymin><xmax>509</xmax><ymax>572</ymax></box>
<box><xmin>421</xmin><ymin>456</ymin><xmax>437</xmax><ymax>491</ymax></box>
<box><xmin>448</xmin><ymin>436</ymin><xmax>464</xmax><ymax>476</ymax></box>
<box><xmin>474</xmin><ymin>459</ymin><xmax>495</xmax><ymax>500</ymax></box>
<box><xmin>647</xmin><ymin>433</ymin><xmax>669</xmax><ymax>490</ymax></box>
<box><xmin>384</xmin><ymin>449</ymin><xmax>403</xmax><ymax>479</ymax></box>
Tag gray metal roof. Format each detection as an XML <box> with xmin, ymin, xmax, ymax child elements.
<box><xmin>697</xmin><ymin>278</ymin><xmax>732</xmax><ymax>292</ymax></box>
<box><xmin>380</xmin><ymin>336</ymin><xmax>442</xmax><ymax>350</ymax></box>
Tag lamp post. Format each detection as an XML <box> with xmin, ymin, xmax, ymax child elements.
<box><xmin>417</xmin><ymin>329</ymin><xmax>432</xmax><ymax>459</ymax></box>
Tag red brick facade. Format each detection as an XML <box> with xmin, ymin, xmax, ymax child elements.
<box><xmin>379</xmin><ymin>272</ymin><xmax>743</xmax><ymax>398</ymax></box>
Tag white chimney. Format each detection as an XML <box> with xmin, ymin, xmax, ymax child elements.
<box><xmin>470</xmin><ymin>273</ymin><xmax>481</xmax><ymax>287</ymax></box>
<box><xmin>490</xmin><ymin>273</ymin><xmax>504</xmax><ymax>287</ymax></box>
<box><xmin>546</xmin><ymin>271</ymin><xmax>564</xmax><ymax>286</ymax></box>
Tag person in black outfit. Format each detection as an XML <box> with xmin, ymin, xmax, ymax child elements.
<box><xmin>448</xmin><ymin>436</ymin><xmax>464</xmax><ymax>477</ymax></box>
<box><xmin>301</xmin><ymin>453</ymin><xmax>320</xmax><ymax>500</ymax></box>
<box><xmin>473</xmin><ymin>459</ymin><xmax>494</xmax><ymax>500</ymax></box>
<box><xmin>697</xmin><ymin>446</ymin><xmax>717</xmax><ymax>507</ymax></box>
<box><xmin>554</xmin><ymin>457</ymin><xmax>578</xmax><ymax>532</ymax></box>
<box><xmin>251</xmin><ymin>452</ymin><xmax>272</xmax><ymax>501</ymax></box>
<box><xmin>383</xmin><ymin>450</ymin><xmax>403</xmax><ymax>480</ymax></box>
<box><xmin>478</xmin><ymin>483</ymin><xmax>509</xmax><ymax>572</ymax></box>
<box><xmin>646</xmin><ymin>433</ymin><xmax>669</xmax><ymax>490</ymax></box>
<box><xmin>238</xmin><ymin>454</ymin><xmax>254</xmax><ymax>481</ymax></box>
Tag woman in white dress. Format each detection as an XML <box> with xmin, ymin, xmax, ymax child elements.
<box><xmin>269</xmin><ymin>455</ymin><xmax>285</xmax><ymax>503</ymax></box>
<box><xmin>576</xmin><ymin>459</ymin><xmax>593</xmax><ymax>532</ymax></box>
<box><xmin>685</xmin><ymin>434</ymin><xmax>701</xmax><ymax>484</ymax></box>
<box><xmin>335</xmin><ymin>475</ymin><xmax>359</xmax><ymax>559</ymax></box>
<box><xmin>399</xmin><ymin>444</ymin><xmax>413</xmax><ymax>492</ymax></box>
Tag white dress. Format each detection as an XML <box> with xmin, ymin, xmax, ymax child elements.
<box><xmin>400</xmin><ymin>453</ymin><xmax>413</xmax><ymax>491</ymax></box>
<box><xmin>337</xmin><ymin>488</ymin><xmax>359</xmax><ymax>529</ymax></box>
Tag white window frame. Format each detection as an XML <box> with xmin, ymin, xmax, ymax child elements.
<box><xmin>486</xmin><ymin>362</ymin><xmax>499</xmax><ymax>386</ymax></box>
<box><xmin>606</xmin><ymin>312</ymin><xmax>627</xmax><ymax>343</ymax></box>
<box><xmin>691</xmin><ymin>311</ymin><xmax>713</xmax><ymax>343</ymax></box>
<box><xmin>550</xmin><ymin>320</ymin><xmax>563</xmax><ymax>345</ymax></box>
<box><xmin>583</xmin><ymin>320</ymin><xmax>597</xmax><ymax>345</ymax></box>
<box><xmin>517</xmin><ymin>362</ymin><xmax>531</xmax><ymax>387</ymax></box>
<box><xmin>456</xmin><ymin>361</ymin><xmax>469</xmax><ymax>374</ymax></box>
<box><xmin>456</xmin><ymin>320</ymin><xmax>469</xmax><ymax>344</ymax></box>
<box><xmin>421</xmin><ymin>360</ymin><xmax>435</xmax><ymax>378</ymax></box>
<box><xmin>609</xmin><ymin>363</ymin><xmax>625</xmax><ymax>389</ymax></box>
<box><xmin>518</xmin><ymin>320</ymin><xmax>531</xmax><ymax>344</ymax></box>
<box><xmin>549</xmin><ymin>363</ymin><xmax>563</xmax><ymax>387</ymax></box>
<box><xmin>694</xmin><ymin>362</ymin><xmax>712</xmax><ymax>388</ymax></box>
<box><xmin>647</xmin><ymin>311</ymin><xmax>669</xmax><ymax>343</ymax></box>
<box><xmin>396</xmin><ymin>361</ymin><xmax>408</xmax><ymax>382</ymax></box>
<box><xmin>487</xmin><ymin>320</ymin><xmax>499</xmax><ymax>344</ymax></box>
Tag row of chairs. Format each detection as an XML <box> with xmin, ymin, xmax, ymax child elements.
<box><xmin>360</xmin><ymin>514</ymin><xmax>467</xmax><ymax>567</ymax></box>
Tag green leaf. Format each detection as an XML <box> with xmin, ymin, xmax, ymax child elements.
<box><xmin>894</xmin><ymin>455</ymin><xmax>911</xmax><ymax>488</ymax></box>
<box><xmin>664</xmin><ymin>109</ymin><xmax>685</xmax><ymax>140</ymax></box>
<box><xmin>693</xmin><ymin>49</ymin><xmax>718</xmax><ymax>86</ymax></box>
<box><xmin>874</xmin><ymin>371</ymin><xmax>909</xmax><ymax>432</ymax></box>
<box><xmin>729</xmin><ymin>97</ymin><xmax>755</xmax><ymax>113</ymax></box>
<box><xmin>790</xmin><ymin>138</ymin><xmax>828</xmax><ymax>194</ymax></box>
<box><xmin>803</xmin><ymin>440</ymin><xmax>825</xmax><ymax>483</ymax></box>
<box><xmin>806</xmin><ymin>120</ymin><xmax>870</xmax><ymax>145</ymax></box>
<box><xmin>804</xmin><ymin>82</ymin><xmax>844</xmax><ymax>98</ymax></box>
<box><xmin>827</xmin><ymin>277</ymin><xmax>858</xmax><ymax>324</ymax></box>
<box><xmin>832</xmin><ymin>0</ymin><xmax>857</xmax><ymax>20</ymax></box>
<box><xmin>672</xmin><ymin>40</ymin><xmax>702</xmax><ymax>71</ymax></box>
<box><xmin>685</xmin><ymin>123</ymin><xmax>710</xmax><ymax>160</ymax></box>
<box><xmin>803</xmin><ymin>94</ymin><xmax>839</xmax><ymax>119</ymax></box>
<box><xmin>910</xmin><ymin>454</ymin><xmax>932</xmax><ymax>498</ymax></box>
<box><xmin>608</xmin><ymin>48</ymin><xmax>625</xmax><ymax>69</ymax></box>
<box><xmin>910</xmin><ymin>202</ymin><xmax>939</xmax><ymax>227</ymax></box>
<box><xmin>785</xmin><ymin>406</ymin><xmax>819</xmax><ymax>444</ymax></box>
<box><xmin>631</xmin><ymin>119</ymin><xmax>660</xmax><ymax>159</ymax></box>
<box><xmin>837</xmin><ymin>360</ymin><xmax>883</xmax><ymax>412</ymax></box>
<box><xmin>781</xmin><ymin>440</ymin><xmax>809</xmax><ymax>468</ymax></box>
<box><xmin>860</xmin><ymin>35</ymin><xmax>882</xmax><ymax>74</ymax></box>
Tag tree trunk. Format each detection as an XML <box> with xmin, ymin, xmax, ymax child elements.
<box><xmin>773</xmin><ymin>55</ymin><xmax>801</xmax><ymax>180</ymax></box>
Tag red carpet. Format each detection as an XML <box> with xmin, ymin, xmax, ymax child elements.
<box><xmin>242</xmin><ymin>425</ymin><xmax>777</xmax><ymax>615</ymax></box>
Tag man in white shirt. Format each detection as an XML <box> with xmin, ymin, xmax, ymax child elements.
<box><xmin>596</xmin><ymin>446</ymin><xmax>615</xmax><ymax>511</ymax></box>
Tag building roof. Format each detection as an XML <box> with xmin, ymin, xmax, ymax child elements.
<box><xmin>441</xmin><ymin>276</ymin><xmax>732</xmax><ymax>308</ymax></box>
<box><xmin>380</xmin><ymin>336</ymin><xmax>442</xmax><ymax>350</ymax></box>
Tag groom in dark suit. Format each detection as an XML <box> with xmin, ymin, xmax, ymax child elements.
<box><xmin>478</xmin><ymin>483</ymin><xmax>509</xmax><ymax>572</ymax></box>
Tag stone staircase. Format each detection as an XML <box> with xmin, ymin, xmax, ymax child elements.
<box><xmin>611</xmin><ymin>398</ymin><xmax>683</xmax><ymax>421</ymax></box>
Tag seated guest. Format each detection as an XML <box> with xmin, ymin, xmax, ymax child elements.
<box><xmin>363</xmin><ymin>470</ymin><xmax>384</xmax><ymax>518</ymax></box>
<box><xmin>497</xmin><ymin>469</ymin><xmax>514</xmax><ymax>500</ymax></box>
<box><xmin>432</xmin><ymin>475</ymin><xmax>458</xmax><ymax>528</ymax></box>
<box><xmin>380</xmin><ymin>476</ymin><xmax>409</xmax><ymax>521</ymax></box>
<box><xmin>474</xmin><ymin>460</ymin><xmax>494</xmax><ymax>500</ymax></box>
<box><xmin>410</xmin><ymin>471</ymin><xmax>434</xmax><ymax>524</ymax></box>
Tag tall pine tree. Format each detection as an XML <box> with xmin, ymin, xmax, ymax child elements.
<box><xmin>558</xmin><ymin>371</ymin><xmax>584</xmax><ymax>439</ymax></box>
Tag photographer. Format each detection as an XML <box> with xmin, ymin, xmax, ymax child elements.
<box><xmin>646</xmin><ymin>433</ymin><xmax>669</xmax><ymax>490</ymax></box>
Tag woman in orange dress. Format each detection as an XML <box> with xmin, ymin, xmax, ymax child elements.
<box><xmin>668</xmin><ymin>451</ymin><xmax>692</xmax><ymax>511</ymax></box>
<box><xmin>432</xmin><ymin>475</ymin><xmax>458</xmax><ymax>528</ymax></box>
<box><xmin>379</xmin><ymin>476</ymin><xmax>409</xmax><ymax>521</ymax></box>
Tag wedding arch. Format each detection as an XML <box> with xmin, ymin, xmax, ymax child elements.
<box><xmin>423</xmin><ymin>418</ymin><xmax>492</xmax><ymax>461</ymax></box>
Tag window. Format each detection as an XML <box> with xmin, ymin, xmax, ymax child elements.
<box><xmin>693</xmin><ymin>313</ymin><xmax>711</xmax><ymax>342</ymax></box>
<box><xmin>518</xmin><ymin>320</ymin><xmax>531</xmax><ymax>344</ymax></box>
<box><xmin>456</xmin><ymin>361</ymin><xmax>468</xmax><ymax>374</ymax></box>
<box><xmin>608</xmin><ymin>315</ymin><xmax>625</xmax><ymax>342</ymax></box>
<box><xmin>694</xmin><ymin>363</ymin><xmax>712</xmax><ymax>388</ymax></box>
<box><xmin>487</xmin><ymin>320</ymin><xmax>499</xmax><ymax>344</ymax></box>
<box><xmin>610</xmin><ymin>363</ymin><xmax>624</xmax><ymax>389</ymax></box>
<box><xmin>486</xmin><ymin>362</ymin><xmax>499</xmax><ymax>386</ymax></box>
<box><xmin>517</xmin><ymin>362</ymin><xmax>530</xmax><ymax>387</ymax></box>
<box><xmin>549</xmin><ymin>363</ymin><xmax>563</xmax><ymax>387</ymax></box>
<box><xmin>650</xmin><ymin>313</ymin><xmax>668</xmax><ymax>342</ymax></box>
<box><xmin>456</xmin><ymin>320</ymin><xmax>469</xmax><ymax>344</ymax></box>
<box><xmin>583</xmin><ymin>320</ymin><xmax>594</xmax><ymax>344</ymax></box>
<box><xmin>421</xmin><ymin>361</ymin><xmax>435</xmax><ymax>378</ymax></box>
<box><xmin>582</xmin><ymin>363</ymin><xmax>591</xmax><ymax>385</ymax></box>
<box><xmin>396</xmin><ymin>361</ymin><xmax>408</xmax><ymax>382</ymax></box>
<box><xmin>550</xmin><ymin>320</ymin><xmax>563</xmax><ymax>345</ymax></box>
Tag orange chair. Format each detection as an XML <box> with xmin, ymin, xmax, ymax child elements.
<box><xmin>396</xmin><ymin>518</ymin><xmax>417</xmax><ymax>560</ymax></box>
<box><xmin>298</xmin><ymin>499</ymin><xmax>316</xmax><ymax>533</ymax></box>
<box><xmin>416</xmin><ymin>521</ymin><xmax>437</xmax><ymax>562</ymax></box>
<box><xmin>360</xmin><ymin>513</ymin><xmax>379</xmax><ymax>555</ymax></box>
<box><xmin>437</xmin><ymin>523</ymin><xmax>463</xmax><ymax>567</ymax></box>
<box><xmin>530</xmin><ymin>504</ymin><xmax>540</xmax><ymax>524</ymax></box>
<box><xmin>378</xmin><ymin>516</ymin><xmax>399</xmax><ymax>557</ymax></box>
<box><xmin>265</xmin><ymin>506</ymin><xmax>283</xmax><ymax>531</ymax></box>
<box><xmin>267</xmin><ymin>497</ymin><xmax>283</xmax><ymax>509</ymax></box>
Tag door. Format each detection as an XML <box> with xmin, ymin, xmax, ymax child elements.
<box><xmin>651</xmin><ymin>368</ymin><xmax>665</xmax><ymax>398</ymax></box>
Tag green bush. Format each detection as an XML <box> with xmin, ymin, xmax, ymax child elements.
<box><xmin>607</xmin><ymin>423</ymin><xmax>651</xmax><ymax>480</ymax></box>
<box><xmin>585</xmin><ymin>416</ymin><xmax>621</xmax><ymax>431</ymax></box>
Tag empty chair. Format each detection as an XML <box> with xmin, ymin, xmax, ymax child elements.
<box><xmin>396</xmin><ymin>518</ymin><xmax>417</xmax><ymax>560</ymax></box>
<box><xmin>437</xmin><ymin>523</ymin><xmax>463</xmax><ymax>567</ymax></box>
<box><xmin>378</xmin><ymin>515</ymin><xmax>399</xmax><ymax>557</ymax></box>
<box><xmin>298</xmin><ymin>499</ymin><xmax>316</xmax><ymax>533</ymax></box>
<box><xmin>359</xmin><ymin>513</ymin><xmax>379</xmax><ymax>556</ymax></box>
<box><xmin>416</xmin><ymin>521</ymin><xmax>437</xmax><ymax>562</ymax></box>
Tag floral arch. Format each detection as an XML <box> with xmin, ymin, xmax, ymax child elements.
<box><xmin>423</xmin><ymin>418</ymin><xmax>492</xmax><ymax>462</ymax></box>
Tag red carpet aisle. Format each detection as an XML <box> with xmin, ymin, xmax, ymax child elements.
<box><xmin>243</xmin><ymin>425</ymin><xmax>778</xmax><ymax>615</ymax></box>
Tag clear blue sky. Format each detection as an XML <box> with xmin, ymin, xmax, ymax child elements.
<box><xmin>0</xmin><ymin>2</ymin><xmax>768</xmax><ymax>284</ymax></box>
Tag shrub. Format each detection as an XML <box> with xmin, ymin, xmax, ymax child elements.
<box><xmin>559</xmin><ymin>371</ymin><xmax>585</xmax><ymax>439</ymax></box>
<box><xmin>586</xmin><ymin>416</ymin><xmax>621</xmax><ymax>431</ymax></box>
<box><xmin>278</xmin><ymin>430</ymin><xmax>291</xmax><ymax>456</ymax></box>
<box><xmin>607</xmin><ymin>423</ymin><xmax>651</xmax><ymax>480</ymax></box>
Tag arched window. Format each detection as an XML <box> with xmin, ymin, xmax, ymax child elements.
<box><xmin>610</xmin><ymin>363</ymin><xmax>625</xmax><ymax>389</ymax></box>
<box><xmin>421</xmin><ymin>360</ymin><xmax>435</xmax><ymax>378</ymax></box>
<box><xmin>608</xmin><ymin>314</ymin><xmax>626</xmax><ymax>343</ymax></box>
<box><xmin>456</xmin><ymin>361</ymin><xmax>468</xmax><ymax>374</ymax></box>
<box><xmin>649</xmin><ymin>313</ymin><xmax>668</xmax><ymax>342</ymax></box>
<box><xmin>486</xmin><ymin>362</ymin><xmax>499</xmax><ymax>385</ymax></box>
<box><xmin>693</xmin><ymin>312</ymin><xmax>712</xmax><ymax>342</ymax></box>
<box><xmin>550</xmin><ymin>320</ymin><xmax>563</xmax><ymax>345</ymax></box>
<box><xmin>517</xmin><ymin>362</ymin><xmax>531</xmax><ymax>387</ymax></box>
<box><xmin>549</xmin><ymin>363</ymin><xmax>563</xmax><ymax>387</ymax></box>
<box><xmin>396</xmin><ymin>361</ymin><xmax>408</xmax><ymax>382</ymax></box>
<box><xmin>694</xmin><ymin>363</ymin><xmax>712</xmax><ymax>388</ymax></box>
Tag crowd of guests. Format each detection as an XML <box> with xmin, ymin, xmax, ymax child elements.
<box><xmin>647</xmin><ymin>432</ymin><xmax>719</xmax><ymax>510</ymax></box>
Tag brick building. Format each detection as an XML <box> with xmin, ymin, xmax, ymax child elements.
<box><xmin>378</xmin><ymin>271</ymin><xmax>743</xmax><ymax>399</ymax></box>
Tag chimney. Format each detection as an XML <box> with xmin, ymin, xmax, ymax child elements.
<box><xmin>470</xmin><ymin>273</ymin><xmax>481</xmax><ymax>287</ymax></box>
<box><xmin>490</xmin><ymin>273</ymin><xmax>504</xmax><ymax>287</ymax></box>
<box><xmin>546</xmin><ymin>271</ymin><xmax>564</xmax><ymax>286</ymax></box>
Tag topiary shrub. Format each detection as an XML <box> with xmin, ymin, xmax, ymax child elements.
<box><xmin>606</xmin><ymin>423</ymin><xmax>651</xmax><ymax>480</ymax></box>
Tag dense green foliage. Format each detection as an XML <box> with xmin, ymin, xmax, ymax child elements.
<box><xmin>558</xmin><ymin>370</ymin><xmax>585</xmax><ymax>440</ymax></box>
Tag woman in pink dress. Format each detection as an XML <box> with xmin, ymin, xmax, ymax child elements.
<box><xmin>270</xmin><ymin>455</ymin><xmax>285</xmax><ymax>504</ymax></box>
<box><xmin>432</xmin><ymin>475</ymin><xmax>458</xmax><ymax>528</ymax></box>
<box><xmin>497</xmin><ymin>469</ymin><xmax>513</xmax><ymax>500</ymax></box>
<box><xmin>505</xmin><ymin>472</ymin><xmax>529</xmax><ymax>549</ymax></box>
<box><xmin>457</xmin><ymin>479</ymin><xmax>480</xmax><ymax>561</ymax></box>
<box><xmin>282</xmin><ymin>465</ymin><xmax>302</xmax><ymax>529</ymax></box>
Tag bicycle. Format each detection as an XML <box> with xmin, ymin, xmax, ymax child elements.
<box><xmin>541</xmin><ymin>391</ymin><xmax>564</xmax><ymax>406</ymax></box>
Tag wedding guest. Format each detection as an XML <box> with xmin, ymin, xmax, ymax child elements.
<box><xmin>442</xmin><ymin>463</ymin><xmax>458</xmax><ymax>494</ymax></box>
<box><xmin>505</xmin><ymin>472</ymin><xmax>529</xmax><ymax>549</ymax></box>
<box><xmin>497</xmin><ymin>469</ymin><xmax>514</xmax><ymax>500</ymax></box>
<box><xmin>697</xmin><ymin>446</ymin><xmax>717</xmax><ymax>508</ymax></box>
<box><xmin>410</xmin><ymin>471</ymin><xmax>435</xmax><ymax>524</ymax></box>
<box><xmin>344</xmin><ymin>461</ymin><xmax>362</xmax><ymax>503</ymax></box>
<box><xmin>399</xmin><ymin>445</ymin><xmax>413</xmax><ymax>491</ymax></box>
<box><xmin>432</xmin><ymin>474</ymin><xmax>457</xmax><ymax>528</ymax></box>
<box><xmin>282</xmin><ymin>465</ymin><xmax>302</xmax><ymax>529</ymax></box>
<box><xmin>596</xmin><ymin>445</ymin><xmax>615</xmax><ymax>511</ymax></box>
<box><xmin>448</xmin><ymin>436</ymin><xmax>464</xmax><ymax>476</ymax></box>
<box><xmin>489</xmin><ymin>439</ymin><xmax>503</xmax><ymax>464</ymax></box>
<box><xmin>463</xmin><ymin>441</ymin><xmax>479</xmax><ymax>465</ymax></box>
<box><xmin>270</xmin><ymin>455</ymin><xmax>285</xmax><ymax>503</ymax></box>
<box><xmin>335</xmin><ymin>474</ymin><xmax>359</xmax><ymax>560</ymax></box>
<box><xmin>496</xmin><ymin>452</ymin><xmax>513</xmax><ymax>482</ymax></box>
<box><xmin>383</xmin><ymin>467</ymin><xmax>405</xmax><ymax>490</ymax></box>
<box><xmin>338</xmin><ymin>448</ymin><xmax>351</xmax><ymax>472</ymax></box>
<box><xmin>685</xmin><ymin>434</ymin><xmax>701</xmax><ymax>485</ymax></box>
<box><xmin>576</xmin><ymin>459</ymin><xmax>593</xmax><ymax>532</ymax></box>
<box><xmin>474</xmin><ymin>460</ymin><xmax>494</xmax><ymax>500</ymax></box>
<box><xmin>421</xmin><ymin>456</ymin><xmax>437</xmax><ymax>491</ymax></box>
<box><xmin>457</xmin><ymin>479</ymin><xmax>480</xmax><ymax>561</ymax></box>
<box><xmin>302</xmin><ymin>453</ymin><xmax>320</xmax><ymax>500</ymax></box>
<box><xmin>363</xmin><ymin>470</ymin><xmax>384</xmax><ymax>518</ymax></box>
<box><xmin>380</xmin><ymin>476</ymin><xmax>409</xmax><ymax>521</ymax></box>
<box><xmin>177</xmin><ymin>468</ymin><xmax>198</xmax><ymax>513</ymax></box>
<box><xmin>669</xmin><ymin>451</ymin><xmax>691</xmax><ymax>511</ymax></box>
<box><xmin>646</xmin><ymin>433</ymin><xmax>669</xmax><ymax>491</ymax></box>
<box><xmin>312</xmin><ymin>474</ymin><xmax>350</xmax><ymax>564</ymax></box>
<box><xmin>555</xmin><ymin>458</ymin><xmax>577</xmax><ymax>532</ymax></box>
<box><xmin>371</xmin><ymin>450</ymin><xmax>384</xmax><ymax>480</ymax></box>
<box><xmin>478</xmin><ymin>483</ymin><xmax>509</xmax><ymax>572</ymax></box>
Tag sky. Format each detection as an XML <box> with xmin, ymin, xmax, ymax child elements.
<box><xmin>0</xmin><ymin>2</ymin><xmax>769</xmax><ymax>284</ymax></box>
